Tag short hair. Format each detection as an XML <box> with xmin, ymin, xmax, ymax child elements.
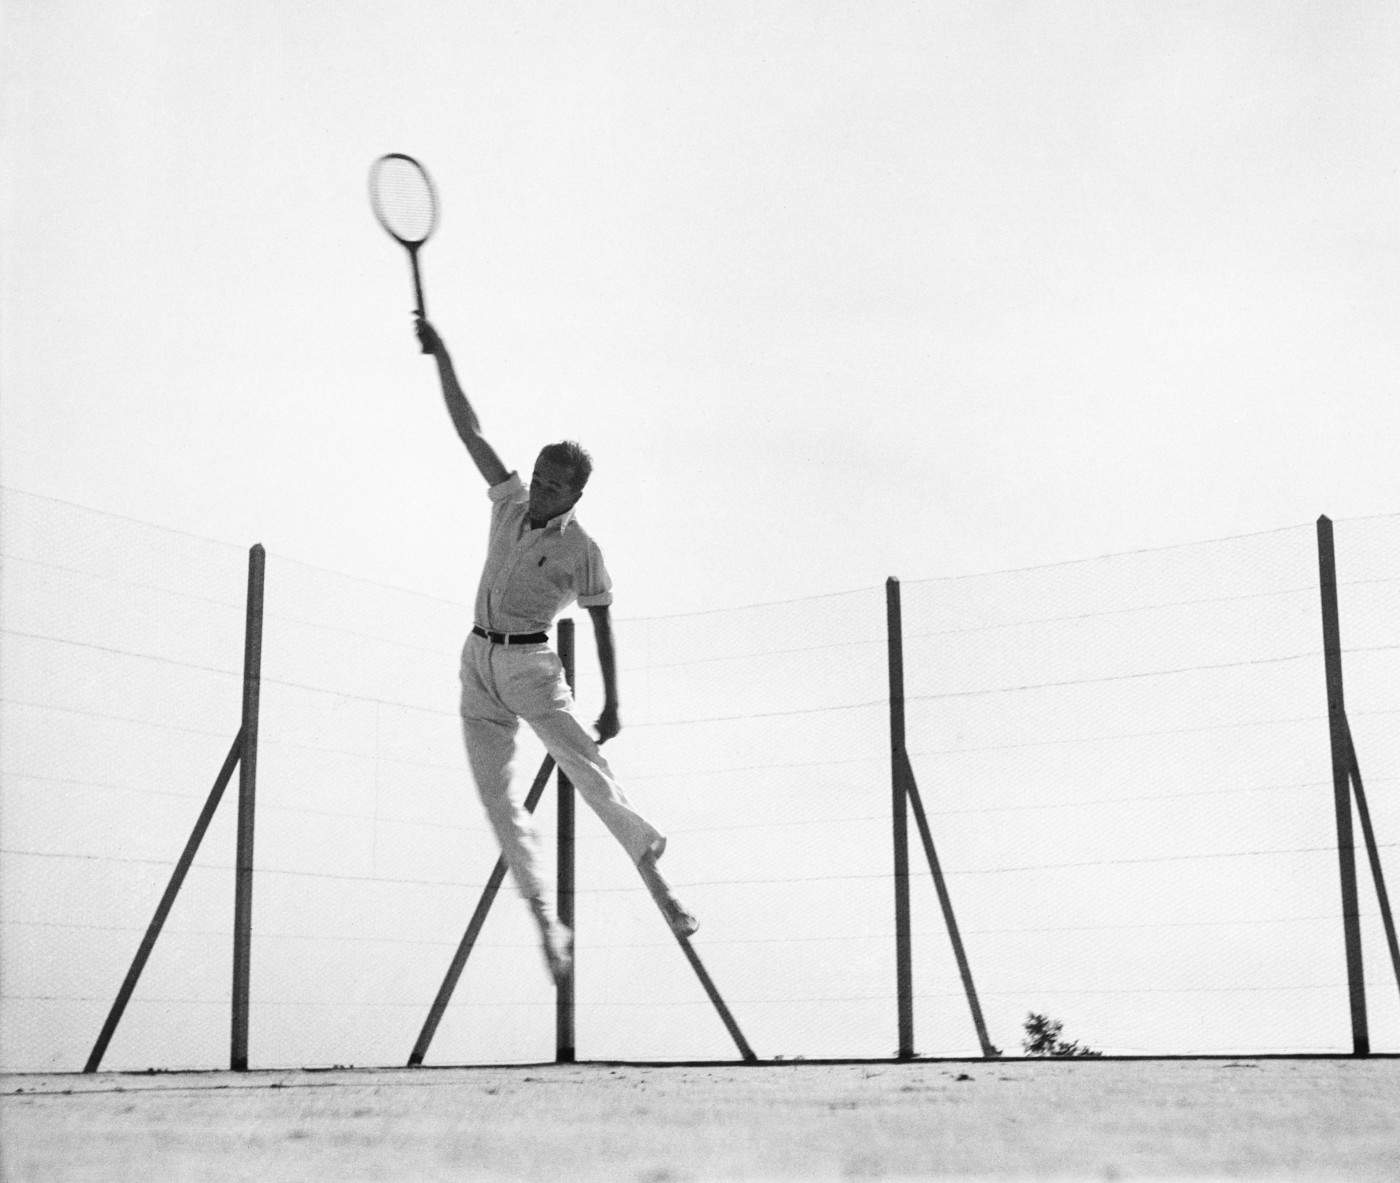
<box><xmin>538</xmin><ymin>440</ymin><xmax>593</xmax><ymax>493</ymax></box>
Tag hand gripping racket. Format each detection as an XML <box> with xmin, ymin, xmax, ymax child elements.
<box><xmin>369</xmin><ymin>153</ymin><xmax>439</xmax><ymax>349</ymax></box>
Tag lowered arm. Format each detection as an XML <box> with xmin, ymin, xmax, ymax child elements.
<box><xmin>587</xmin><ymin>604</ymin><xmax>621</xmax><ymax>743</ymax></box>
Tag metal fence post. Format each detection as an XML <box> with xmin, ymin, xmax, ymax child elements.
<box><xmin>231</xmin><ymin>543</ymin><xmax>265</xmax><ymax>1071</ymax></box>
<box><xmin>886</xmin><ymin>577</ymin><xmax>914</xmax><ymax>1060</ymax></box>
<box><xmin>556</xmin><ymin>618</ymin><xmax>576</xmax><ymax>1063</ymax></box>
<box><xmin>1316</xmin><ymin>516</ymin><xmax>1368</xmax><ymax>1056</ymax></box>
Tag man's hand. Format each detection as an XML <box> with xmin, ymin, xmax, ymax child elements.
<box><xmin>595</xmin><ymin>702</ymin><xmax>621</xmax><ymax>744</ymax></box>
<box><xmin>415</xmin><ymin>315</ymin><xmax>445</xmax><ymax>356</ymax></box>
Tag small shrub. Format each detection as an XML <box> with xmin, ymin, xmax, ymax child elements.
<box><xmin>1021</xmin><ymin>1012</ymin><xmax>1102</xmax><ymax>1058</ymax></box>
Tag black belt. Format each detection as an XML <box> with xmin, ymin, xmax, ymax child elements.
<box><xmin>473</xmin><ymin>625</ymin><xmax>548</xmax><ymax>646</ymax></box>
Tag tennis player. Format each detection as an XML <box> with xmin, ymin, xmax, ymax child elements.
<box><xmin>415</xmin><ymin>316</ymin><xmax>698</xmax><ymax>982</ymax></box>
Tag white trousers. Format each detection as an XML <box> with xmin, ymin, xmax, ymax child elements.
<box><xmin>458</xmin><ymin>632</ymin><xmax>665</xmax><ymax>901</ymax></box>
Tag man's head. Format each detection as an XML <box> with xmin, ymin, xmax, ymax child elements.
<box><xmin>529</xmin><ymin>440</ymin><xmax>592</xmax><ymax>524</ymax></box>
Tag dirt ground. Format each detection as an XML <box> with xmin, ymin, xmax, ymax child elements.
<box><xmin>2</xmin><ymin>1058</ymin><xmax>1397</xmax><ymax>1181</ymax></box>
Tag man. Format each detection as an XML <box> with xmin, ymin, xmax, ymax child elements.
<box><xmin>415</xmin><ymin>316</ymin><xmax>697</xmax><ymax>983</ymax></box>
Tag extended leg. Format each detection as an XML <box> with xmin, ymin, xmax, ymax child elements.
<box><xmin>460</xmin><ymin>642</ymin><xmax>572</xmax><ymax>982</ymax></box>
<box><xmin>461</xmin><ymin>714</ymin><xmax>573</xmax><ymax>982</ymax></box>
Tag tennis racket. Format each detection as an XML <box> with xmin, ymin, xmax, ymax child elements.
<box><xmin>369</xmin><ymin>153</ymin><xmax>439</xmax><ymax>349</ymax></box>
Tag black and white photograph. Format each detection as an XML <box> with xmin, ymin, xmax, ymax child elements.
<box><xmin>2</xmin><ymin>2</ymin><xmax>1397</xmax><ymax>1179</ymax></box>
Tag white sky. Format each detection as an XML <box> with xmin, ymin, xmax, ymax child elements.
<box><xmin>4</xmin><ymin>1</ymin><xmax>1396</xmax><ymax>614</ymax></box>
<box><xmin>2</xmin><ymin>1</ymin><xmax>1398</xmax><ymax>1071</ymax></box>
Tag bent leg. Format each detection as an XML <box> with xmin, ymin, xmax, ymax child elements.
<box><xmin>500</xmin><ymin>647</ymin><xmax>666</xmax><ymax>865</ymax></box>
<box><xmin>529</xmin><ymin>708</ymin><xmax>664</xmax><ymax>865</ymax></box>
<box><xmin>498</xmin><ymin>648</ymin><xmax>698</xmax><ymax>936</ymax></box>
<box><xmin>533</xmin><ymin>710</ymin><xmax>696</xmax><ymax>934</ymax></box>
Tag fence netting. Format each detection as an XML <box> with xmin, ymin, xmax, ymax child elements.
<box><xmin>2</xmin><ymin>488</ymin><xmax>1395</xmax><ymax>1070</ymax></box>
<box><xmin>897</xmin><ymin>519</ymin><xmax>1398</xmax><ymax>1056</ymax></box>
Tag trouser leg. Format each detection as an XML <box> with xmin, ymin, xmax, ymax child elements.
<box><xmin>513</xmin><ymin>653</ymin><xmax>696</xmax><ymax>933</ymax></box>
<box><xmin>528</xmin><ymin>707</ymin><xmax>666</xmax><ymax>865</ymax></box>
<box><xmin>460</xmin><ymin>713</ymin><xmax>548</xmax><ymax>901</ymax></box>
<box><xmin>496</xmin><ymin>645</ymin><xmax>665</xmax><ymax>865</ymax></box>
<box><xmin>459</xmin><ymin>640</ymin><xmax>547</xmax><ymax>902</ymax></box>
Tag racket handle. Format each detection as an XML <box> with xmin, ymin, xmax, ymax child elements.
<box><xmin>415</xmin><ymin>300</ymin><xmax>430</xmax><ymax>353</ymax></box>
<box><xmin>410</xmin><ymin>248</ymin><xmax>429</xmax><ymax>350</ymax></box>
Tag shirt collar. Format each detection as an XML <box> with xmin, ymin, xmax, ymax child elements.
<box><xmin>536</xmin><ymin>505</ymin><xmax>576</xmax><ymax>534</ymax></box>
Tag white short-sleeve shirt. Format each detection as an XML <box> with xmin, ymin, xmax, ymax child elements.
<box><xmin>472</xmin><ymin>473</ymin><xmax>614</xmax><ymax>634</ymax></box>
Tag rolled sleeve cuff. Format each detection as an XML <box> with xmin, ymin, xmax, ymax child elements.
<box><xmin>577</xmin><ymin>589</ymin><xmax>614</xmax><ymax>609</ymax></box>
<box><xmin>488</xmin><ymin>473</ymin><xmax>524</xmax><ymax>501</ymax></box>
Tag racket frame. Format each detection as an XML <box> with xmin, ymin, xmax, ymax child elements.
<box><xmin>369</xmin><ymin>152</ymin><xmax>439</xmax><ymax>325</ymax></box>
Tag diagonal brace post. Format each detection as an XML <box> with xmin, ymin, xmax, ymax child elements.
<box><xmin>85</xmin><ymin>729</ymin><xmax>244</xmax><ymax>1073</ymax></box>
<box><xmin>1344</xmin><ymin>719</ymin><xmax>1400</xmax><ymax>1004</ymax></box>
<box><xmin>900</xmin><ymin>748</ymin><xmax>1000</xmax><ymax>1058</ymax></box>
<box><xmin>654</xmin><ymin>915</ymin><xmax>757</xmax><ymax>1062</ymax></box>
<box><xmin>408</xmin><ymin>753</ymin><xmax>556</xmax><ymax>1066</ymax></box>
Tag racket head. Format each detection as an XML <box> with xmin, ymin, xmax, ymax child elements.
<box><xmin>369</xmin><ymin>153</ymin><xmax>439</xmax><ymax>246</ymax></box>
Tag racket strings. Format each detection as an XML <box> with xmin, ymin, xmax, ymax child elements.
<box><xmin>371</xmin><ymin>157</ymin><xmax>437</xmax><ymax>244</ymax></box>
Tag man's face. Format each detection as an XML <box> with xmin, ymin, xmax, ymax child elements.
<box><xmin>528</xmin><ymin>456</ymin><xmax>581</xmax><ymax>523</ymax></box>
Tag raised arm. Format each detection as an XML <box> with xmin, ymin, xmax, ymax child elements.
<box><xmin>415</xmin><ymin>317</ymin><xmax>510</xmax><ymax>486</ymax></box>
<box><xmin>587</xmin><ymin>604</ymin><xmax>622</xmax><ymax>743</ymax></box>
